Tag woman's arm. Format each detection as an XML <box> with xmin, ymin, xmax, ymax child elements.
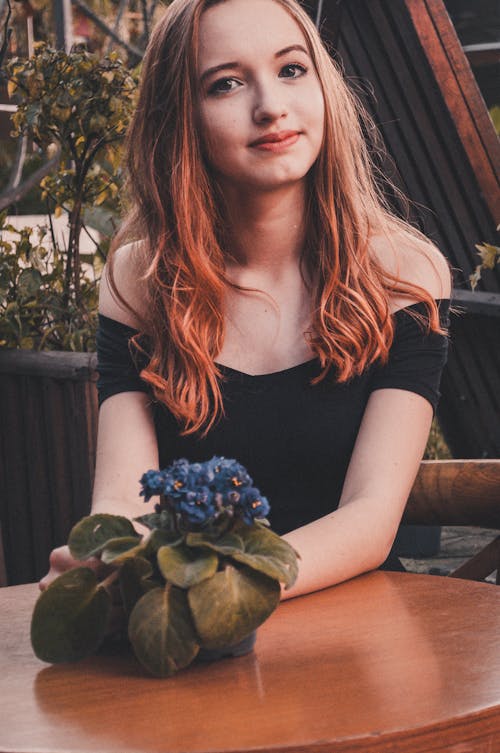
<box><xmin>40</xmin><ymin>243</ymin><xmax>157</xmax><ymax>589</ymax></box>
<box><xmin>39</xmin><ymin>392</ymin><xmax>159</xmax><ymax>589</ymax></box>
<box><xmin>281</xmin><ymin>238</ymin><xmax>452</xmax><ymax>601</ymax></box>
<box><xmin>90</xmin><ymin>391</ymin><xmax>159</xmax><ymax>522</ymax></box>
<box><xmin>280</xmin><ymin>387</ymin><xmax>433</xmax><ymax>600</ymax></box>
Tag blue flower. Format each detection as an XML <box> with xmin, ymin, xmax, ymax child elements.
<box><xmin>239</xmin><ymin>487</ymin><xmax>270</xmax><ymax>525</ymax></box>
<box><xmin>178</xmin><ymin>486</ymin><xmax>216</xmax><ymax>525</ymax></box>
<box><xmin>139</xmin><ymin>470</ymin><xmax>168</xmax><ymax>502</ymax></box>
<box><xmin>162</xmin><ymin>459</ymin><xmax>190</xmax><ymax>498</ymax></box>
<box><xmin>187</xmin><ymin>462</ymin><xmax>216</xmax><ymax>488</ymax></box>
<box><xmin>209</xmin><ymin>456</ymin><xmax>253</xmax><ymax>494</ymax></box>
<box><xmin>140</xmin><ymin>456</ymin><xmax>270</xmax><ymax>530</ymax></box>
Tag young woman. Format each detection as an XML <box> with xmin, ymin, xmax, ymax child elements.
<box><xmin>41</xmin><ymin>0</ymin><xmax>451</xmax><ymax>599</ymax></box>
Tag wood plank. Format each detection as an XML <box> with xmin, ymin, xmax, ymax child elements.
<box><xmin>0</xmin><ymin>350</ymin><xmax>97</xmax><ymax>379</ymax></box>
<box><xmin>451</xmin><ymin>289</ymin><xmax>500</xmax><ymax>317</ymax></box>
<box><xmin>404</xmin><ymin>459</ymin><xmax>500</xmax><ymax>527</ymax></box>
<box><xmin>0</xmin><ymin>375</ymin><xmax>34</xmax><ymax>584</ymax></box>
<box><xmin>405</xmin><ymin>0</ymin><xmax>500</xmax><ymax>220</ymax></box>
<box><xmin>23</xmin><ymin>376</ymin><xmax>55</xmax><ymax>580</ymax></box>
<box><xmin>361</xmin><ymin>0</ymin><xmax>485</xmax><ymax>274</ymax></box>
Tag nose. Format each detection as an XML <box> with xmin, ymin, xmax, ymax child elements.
<box><xmin>252</xmin><ymin>79</ymin><xmax>288</xmax><ymax>124</ymax></box>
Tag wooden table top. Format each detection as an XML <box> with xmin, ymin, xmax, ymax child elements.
<box><xmin>1</xmin><ymin>571</ymin><xmax>499</xmax><ymax>753</ymax></box>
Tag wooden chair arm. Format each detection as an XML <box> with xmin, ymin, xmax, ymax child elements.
<box><xmin>402</xmin><ymin>459</ymin><xmax>500</xmax><ymax>528</ymax></box>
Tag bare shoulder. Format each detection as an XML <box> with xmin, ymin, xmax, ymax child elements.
<box><xmin>99</xmin><ymin>240</ymin><xmax>147</xmax><ymax>327</ymax></box>
<box><xmin>369</xmin><ymin>230</ymin><xmax>452</xmax><ymax>311</ymax></box>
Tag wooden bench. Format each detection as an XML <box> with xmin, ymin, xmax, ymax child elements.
<box><xmin>403</xmin><ymin>459</ymin><xmax>500</xmax><ymax>583</ymax></box>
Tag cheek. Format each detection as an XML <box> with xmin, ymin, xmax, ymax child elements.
<box><xmin>306</xmin><ymin>87</ymin><xmax>325</xmax><ymax>135</ymax></box>
<box><xmin>199</xmin><ymin>105</ymin><xmax>243</xmax><ymax>166</ymax></box>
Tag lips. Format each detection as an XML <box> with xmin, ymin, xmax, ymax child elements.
<box><xmin>249</xmin><ymin>130</ymin><xmax>300</xmax><ymax>146</ymax></box>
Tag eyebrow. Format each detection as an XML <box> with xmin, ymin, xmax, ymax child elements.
<box><xmin>199</xmin><ymin>44</ymin><xmax>310</xmax><ymax>84</ymax></box>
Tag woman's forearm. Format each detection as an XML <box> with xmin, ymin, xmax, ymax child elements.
<box><xmin>90</xmin><ymin>493</ymin><xmax>393</xmax><ymax>600</ymax></box>
<box><xmin>280</xmin><ymin>497</ymin><xmax>393</xmax><ymax>601</ymax></box>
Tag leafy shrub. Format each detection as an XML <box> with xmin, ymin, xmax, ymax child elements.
<box><xmin>0</xmin><ymin>42</ymin><xmax>138</xmax><ymax>350</ymax></box>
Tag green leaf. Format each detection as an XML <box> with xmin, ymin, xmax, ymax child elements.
<box><xmin>475</xmin><ymin>242</ymin><xmax>500</xmax><ymax>270</ymax></box>
<box><xmin>134</xmin><ymin>509</ymin><xmax>178</xmax><ymax>533</ymax></box>
<box><xmin>185</xmin><ymin>531</ymin><xmax>243</xmax><ymax>556</ymax></box>
<box><xmin>226</xmin><ymin>525</ymin><xmax>300</xmax><ymax>589</ymax></box>
<box><xmin>119</xmin><ymin>556</ymin><xmax>157</xmax><ymax>616</ymax></box>
<box><xmin>101</xmin><ymin>536</ymin><xmax>144</xmax><ymax>565</ymax></box>
<box><xmin>188</xmin><ymin>563</ymin><xmax>280</xmax><ymax>650</ymax></box>
<box><xmin>17</xmin><ymin>268</ymin><xmax>42</xmax><ymax>297</ymax></box>
<box><xmin>31</xmin><ymin>568</ymin><xmax>111</xmax><ymax>663</ymax></box>
<box><xmin>157</xmin><ymin>544</ymin><xmax>218</xmax><ymax>588</ymax></box>
<box><xmin>68</xmin><ymin>514</ymin><xmax>137</xmax><ymax>560</ymax></box>
<box><xmin>143</xmin><ymin>528</ymin><xmax>183</xmax><ymax>555</ymax></box>
<box><xmin>128</xmin><ymin>585</ymin><xmax>199</xmax><ymax>677</ymax></box>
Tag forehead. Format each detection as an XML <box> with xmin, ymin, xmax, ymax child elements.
<box><xmin>197</xmin><ymin>0</ymin><xmax>306</xmax><ymax>64</ymax></box>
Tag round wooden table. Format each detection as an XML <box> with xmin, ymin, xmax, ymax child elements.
<box><xmin>1</xmin><ymin>571</ymin><xmax>499</xmax><ymax>753</ymax></box>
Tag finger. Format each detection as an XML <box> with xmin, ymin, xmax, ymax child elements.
<box><xmin>39</xmin><ymin>548</ymin><xmax>110</xmax><ymax>591</ymax></box>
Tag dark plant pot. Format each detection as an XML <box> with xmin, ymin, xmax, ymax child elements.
<box><xmin>196</xmin><ymin>630</ymin><xmax>257</xmax><ymax>662</ymax></box>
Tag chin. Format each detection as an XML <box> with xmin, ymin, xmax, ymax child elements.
<box><xmin>233</xmin><ymin>165</ymin><xmax>312</xmax><ymax>192</ymax></box>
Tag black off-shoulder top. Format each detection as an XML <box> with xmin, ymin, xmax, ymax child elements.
<box><xmin>96</xmin><ymin>299</ymin><xmax>451</xmax><ymax>572</ymax></box>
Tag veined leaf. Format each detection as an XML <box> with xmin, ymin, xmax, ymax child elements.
<box><xmin>157</xmin><ymin>544</ymin><xmax>218</xmax><ymax>588</ymax></box>
<box><xmin>128</xmin><ymin>585</ymin><xmax>199</xmax><ymax>677</ymax></box>
<box><xmin>188</xmin><ymin>563</ymin><xmax>280</xmax><ymax>650</ymax></box>
<box><xmin>101</xmin><ymin>536</ymin><xmax>144</xmax><ymax>565</ymax></box>
<box><xmin>226</xmin><ymin>523</ymin><xmax>299</xmax><ymax>589</ymax></box>
<box><xmin>31</xmin><ymin>568</ymin><xmax>111</xmax><ymax>663</ymax></box>
<box><xmin>68</xmin><ymin>514</ymin><xmax>137</xmax><ymax>560</ymax></box>
<box><xmin>185</xmin><ymin>531</ymin><xmax>243</xmax><ymax>556</ymax></box>
<box><xmin>119</xmin><ymin>556</ymin><xmax>157</xmax><ymax>616</ymax></box>
<box><xmin>143</xmin><ymin>528</ymin><xmax>183</xmax><ymax>555</ymax></box>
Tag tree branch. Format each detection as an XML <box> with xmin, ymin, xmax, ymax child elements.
<box><xmin>71</xmin><ymin>0</ymin><xmax>144</xmax><ymax>61</ymax></box>
<box><xmin>5</xmin><ymin>134</ymin><xmax>28</xmax><ymax>191</ymax></box>
<box><xmin>102</xmin><ymin>0</ymin><xmax>129</xmax><ymax>56</ymax></box>
<box><xmin>0</xmin><ymin>0</ymin><xmax>12</xmax><ymax>69</ymax></box>
<box><xmin>0</xmin><ymin>147</ymin><xmax>61</xmax><ymax>211</ymax></box>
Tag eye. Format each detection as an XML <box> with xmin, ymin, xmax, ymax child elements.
<box><xmin>279</xmin><ymin>63</ymin><xmax>308</xmax><ymax>78</ymax></box>
<box><xmin>207</xmin><ymin>77</ymin><xmax>241</xmax><ymax>95</ymax></box>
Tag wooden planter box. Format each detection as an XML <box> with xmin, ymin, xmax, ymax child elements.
<box><xmin>0</xmin><ymin>350</ymin><xmax>98</xmax><ymax>585</ymax></box>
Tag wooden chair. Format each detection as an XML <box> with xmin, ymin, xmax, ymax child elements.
<box><xmin>403</xmin><ymin>460</ymin><xmax>500</xmax><ymax>584</ymax></box>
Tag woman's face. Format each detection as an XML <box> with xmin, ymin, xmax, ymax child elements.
<box><xmin>196</xmin><ymin>0</ymin><xmax>325</xmax><ymax>194</ymax></box>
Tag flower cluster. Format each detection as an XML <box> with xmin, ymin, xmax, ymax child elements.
<box><xmin>139</xmin><ymin>457</ymin><xmax>270</xmax><ymax>527</ymax></box>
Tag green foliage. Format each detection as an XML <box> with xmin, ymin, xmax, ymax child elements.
<box><xmin>6</xmin><ymin>43</ymin><xmax>135</xmax><ymax>187</ymax></box>
<box><xmin>31</xmin><ymin>568</ymin><xmax>111</xmax><ymax>663</ymax></box>
<box><xmin>490</xmin><ymin>105</ymin><xmax>500</xmax><ymax>136</ymax></box>
<box><xmin>157</xmin><ymin>544</ymin><xmax>219</xmax><ymax>588</ymax></box>
<box><xmin>128</xmin><ymin>586</ymin><xmax>200</xmax><ymax>678</ymax></box>
<box><xmin>469</xmin><ymin>227</ymin><xmax>500</xmax><ymax>291</ymax></box>
<box><xmin>187</xmin><ymin>564</ymin><xmax>281</xmax><ymax>651</ymax></box>
<box><xmin>31</xmin><ymin>511</ymin><xmax>300</xmax><ymax>678</ymax></box>
<box><xmin>424</xmin><ymin>418</ymin><xmax>452</xmax><ymax>460</ymax></box>
<box><xmin>1</xmin><ymin>43</ymin><xmax>138</xmax><ymax>350</ymax></box>
<box><xmin>68</xmin><ymin>514</ymin><xmax>138</xmax><ymax>560</ymax></box>
<box><xmin>0</xmin><ymin>212</ymin><xmax>99</xmax><ymax>350</ymax></box>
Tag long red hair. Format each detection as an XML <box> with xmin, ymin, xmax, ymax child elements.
<box><xmin>107</xmin><ymin>0</ymin><xmax>450</xmax><ymax>437</ymax></box>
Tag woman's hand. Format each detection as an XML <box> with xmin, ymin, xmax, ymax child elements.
<box><xmin>39</xmin><ymin>545</ymin><xmax>107</xmax><ymax>591</ymax></box>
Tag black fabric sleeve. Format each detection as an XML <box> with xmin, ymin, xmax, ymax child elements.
<box><xmin>369</xmin><ymin>299</ymin><xmax>450</xmax><ymax>414</ymax></box>
<box><xmin>96</xmin><ymin>314</ymin><xmax>151</xmax><ymax>408</ymax></box>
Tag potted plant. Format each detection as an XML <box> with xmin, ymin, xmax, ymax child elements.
<box><xmin>31</xmin><ymin>457</ymin><xmax>300</xmax><ymax>678</ymax></box>
<box><xmin>0</xmin><ymin>42</ymin><xmax>137</xmax><ymax>584</ymax></box>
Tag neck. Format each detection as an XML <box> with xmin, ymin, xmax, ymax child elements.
<box><xmin>220</xmin><ymin>181</ymin><xmax>308</xmax><ymax>281</ymax></box>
